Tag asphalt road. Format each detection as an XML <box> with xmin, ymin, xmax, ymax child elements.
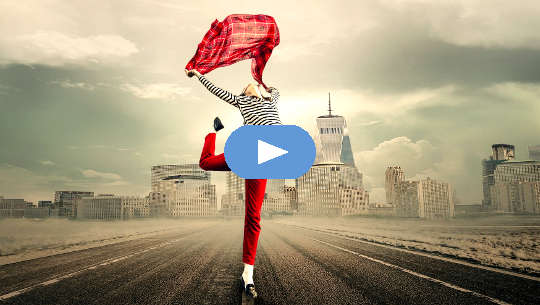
<box><xmin>0</xmin><ymin>220</ymin><xmax>538</xmax><ymax>305</ymax></box>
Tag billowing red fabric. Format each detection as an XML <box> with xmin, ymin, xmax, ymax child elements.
<box><xmin>186</xmin><ymin>14</ymin><xmax>280</xmax><ymax>88</ymax></box>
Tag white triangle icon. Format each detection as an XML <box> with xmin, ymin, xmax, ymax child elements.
<box><xmin>258</xmin><ymin>140</ymin><xmax>288</xmax><ymax>165</ymax></box>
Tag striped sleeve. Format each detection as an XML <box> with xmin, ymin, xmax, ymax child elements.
<box><xmin>198</xmin><ymin>75</ymin><xmax>239</xmax><ymax>107</ymax></box>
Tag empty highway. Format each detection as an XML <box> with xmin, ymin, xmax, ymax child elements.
<box><xmin>0</xmin><ymin>220</ymin><xmax>538</xmax><ymax>305</ymax></box>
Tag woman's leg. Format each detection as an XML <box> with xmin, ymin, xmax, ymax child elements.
<box><xmin>242</xmin><ymin>178</ymin><xmax>267</xmax><ymax>265</ymax></box>
<box><xmin>199</xmin><ymin>133</ymin><xmax>230</xmax><ymax>171</ymax></box>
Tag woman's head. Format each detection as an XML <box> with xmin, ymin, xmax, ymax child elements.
<box><xmin>240</xmin><ymin>83</ymin><xmax>271</xmax><ymax>100</ymax></box>
<box><xmin>240</xmin><ymin>83</ymin><xmax>260</xmax><ymax>98</ymax></box>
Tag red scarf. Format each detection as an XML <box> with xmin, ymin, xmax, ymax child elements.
<box><xmin>186</xmin><ymin>14</ymin><xmax>280</xmax><ymax>89</ymax></box>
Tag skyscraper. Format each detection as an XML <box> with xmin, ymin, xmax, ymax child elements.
<box><xmin>481</xmin><ymin>144</ymin><xmax>515</xmax><ymax>210</ymax></box>
<box><xmin>314</xmin><ymin>93</ymin><xmax>356</xmax><ymax>167</ymax></box>
<box><xmin>296</xmin><ymin>94</ymin><xmax>369</xmax><ymax>216</ymax></box>
<box><xmin>385</xmin><ymin>166</ymin><xmax>404</xmax><ymax>205</ymax></box>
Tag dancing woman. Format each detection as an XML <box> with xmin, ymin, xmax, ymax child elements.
<box><xmin>185</xmin><ymin>68</ymin><xmax>281</xmax><ymax>298</ymax></box>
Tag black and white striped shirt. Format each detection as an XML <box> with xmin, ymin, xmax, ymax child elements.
<box><xmin>198</xmin><ymin>75</ymin><xmax>282</xmax><ymax>126</ymax></box>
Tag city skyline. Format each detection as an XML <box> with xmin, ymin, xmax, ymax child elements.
<box><xmin>2</xmin><ymin>1</ymin><xmax>540</xmax><ymax>204</ymax></box>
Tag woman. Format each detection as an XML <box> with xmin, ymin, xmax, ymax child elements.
<box><xmin>185</xmin><ymin>68</ymin><xmax>281</xmax><ymax>298</ymax></box>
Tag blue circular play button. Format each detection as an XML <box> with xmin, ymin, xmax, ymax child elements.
<box><xmin>224</xmin><ymin>125</ymin><xmax>316</xmax><ymax>179</ymax></box>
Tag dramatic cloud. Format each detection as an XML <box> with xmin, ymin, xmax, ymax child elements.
<box><xmin>1</xmin><ymin>31</ymin><xmax>138</xmax><ymax>66</ymax></box>
<box><xmin>81</xmin><ymin>169</ymin><xmax>122</xmax><ymax>181</ymax></box>
<box><xmin>380</xmin><ymin>0</ymin><xmax>540</xmax><ymax>50</ymax></box>
<box><xmin>0</xmin><ymin>164</ymin><xmax>74</xmax><ymax>201</ymax></box>
<box><xmin>40</xmin><ymin>160</ymin><xmax>55</xmax><ymax>166</ymax></box>
<box><xmin>0</xmin><ymin>1</ymin><xmax>138</xmax><ymax>66</ymax></box>
<box><xmin>1</xmin><ymin>0</ymin><xmax>539</xmax><ymax>205</ymax></box>
<box><xmin>354</xmin><ymin>137</ymin><xmax>440</xmax><ymax>202</ymax></box>
<box><xmin>121</xmin><ymin>83</ymin><xmax>191</xmax><ymax>101</ymax></box>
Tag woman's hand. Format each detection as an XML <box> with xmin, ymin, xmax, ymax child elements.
<box><xmin>185</xmin><ymin>69</ymin><xmax>200</xmax><ymax>78</ymax></box>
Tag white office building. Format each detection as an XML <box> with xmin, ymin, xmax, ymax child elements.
<box><xmin>490</xmin><ymin>160</ymin><xmax>540</xmax><ymax>214</ymax></box>
<box><xmin>297</xmin><ymin>164</ymin><xmax>369</xmax><ymax>216</ymax></box>
<box><xmin>394</xmin><ymin>177</ymin><xmax>454</xmax><ymax>219</ymax></box>
<box><xmin>77</xmin><ymin>195</ymin><xmax>150</xmax><ymax>220</ymax></box>
<box><xmin>150</xmin><ymin>164</ymin><xmax>217</xmax><ymax>217</ymax></box>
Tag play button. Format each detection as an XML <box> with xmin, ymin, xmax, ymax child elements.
<box><xmin>224</xmin><ymin>125</ymin><xmax>316</xmax><ymax>179</ymax></box>
<box><xmin>258</xmin><ymin>140</ymin><xmax>288</xmax><ymax>164</ymax></box>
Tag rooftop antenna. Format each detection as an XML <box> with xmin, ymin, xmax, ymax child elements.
<box><xmin>328</xmin><ymin>92</ymin><xmax>332</xmax><ymax>116</ymax></box>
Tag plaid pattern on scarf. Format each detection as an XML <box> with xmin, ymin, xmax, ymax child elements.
<box><xmin>186</xmin><ymin>14</ymin><xmax>280</xmax><ymax>89</ymax></box>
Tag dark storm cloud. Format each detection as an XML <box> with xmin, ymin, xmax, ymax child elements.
<box><xmin>279</xmin><ymin>21</ymin><xmax>540</xmax><ymax>93</ymax></box>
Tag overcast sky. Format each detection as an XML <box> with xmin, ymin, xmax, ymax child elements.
<box><xmin>1</xmin><ymin>0</ymin><xmax>539</xmax><ymax>204</ymax></box>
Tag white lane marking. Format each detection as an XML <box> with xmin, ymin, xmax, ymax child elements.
<box><xmin>290</xmin><ymin>224</ymin><xmax>539</xmax><ymax>282</ymax></box>
<box><xmin>0</xmin><ymin>237</ymin><xmax>186</xmax><ymax>301</ymax></box>
<box><xmin>313</xmin><ymin>238</ymin><xmax>512</xmax><ymax>305</ymax></box>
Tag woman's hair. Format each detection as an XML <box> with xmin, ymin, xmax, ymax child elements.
<box><xmin>240</xmin><ymin>83</ymin><xmax>272</xmax><ymax>101</ymax></box>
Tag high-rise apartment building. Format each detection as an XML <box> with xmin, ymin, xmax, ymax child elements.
<box><xmin>385</xmin><ymin>166</ymin><xmax>404</xmax><ymax>205</ymax></box>
<box><xmin>394</xmin><ymin>177</ymin><xmax>454</xmax><ymax>219</ymax></box>
<box><xmin>481</xmin><ymin>144</ymin><xmax>515</xmax><ymax>210</ymax></box>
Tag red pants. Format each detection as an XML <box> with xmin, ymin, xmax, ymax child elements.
<box><xmin>199</xmin><ymin>133</ymin><xmax>266</xmax><ymax>265</ymax></box>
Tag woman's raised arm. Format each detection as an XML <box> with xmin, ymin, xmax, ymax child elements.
<box><xmin>185</xmin><ymin>69</ymin><xmax>239</xmax><ymax>107</ymax></box>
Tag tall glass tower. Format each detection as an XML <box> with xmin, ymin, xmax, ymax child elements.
<box><xmin>314</xmin><ymin>93</ymin><xmax>355</xmax><ymax>167</ymax></box>
<box><xmin>296</xmin><ymin>94</ymin><xmax>369</xmax><ymax>216</ymax></box>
